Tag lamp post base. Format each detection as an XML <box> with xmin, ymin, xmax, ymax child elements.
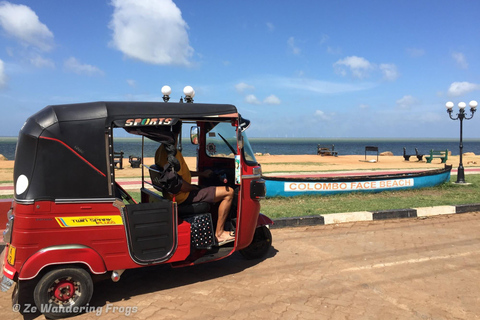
<box><xmin>452</xmin><ymin>181</ymin><xmax>471</xmax><ymax>185</ymax></box>
<box><xmin>456</xmin><ymin>165</ymin><xmax>466</xmax><ymax>184</ymax></box>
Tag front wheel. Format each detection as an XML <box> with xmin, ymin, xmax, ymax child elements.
<box><xmin>239</xmin><ymin>226</ymin><xmax>272</xmax><ymax>260</ymax></box>
<box><xmin>33</xmin><ymin>267</ymin><xmax>93</xmax><ymax>319</ymax></box>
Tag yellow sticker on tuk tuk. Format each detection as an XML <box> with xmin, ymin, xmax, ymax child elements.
<box><xmin>7</xmin><ymin>245</ymin><xmax>16</xmax><ymax>266</ymax></box>
<box><xmin>55</xmin><ymin>216</ymin><xmax>124</xmax><ymax>227</ymax></box>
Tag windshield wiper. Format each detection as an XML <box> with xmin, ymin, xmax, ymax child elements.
<box><xmin>218</xmin><ymin>133</ymin><xmax>236</xmax><ymax>155</ymax></box>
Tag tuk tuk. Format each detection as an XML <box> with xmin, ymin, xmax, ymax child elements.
<box><xmin>1</xmin><ymin>88</ymin><xmax>272</xmax><ymax>318</ymax></box>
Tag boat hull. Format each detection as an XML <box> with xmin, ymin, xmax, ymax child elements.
<box><xmin>264</xmin><ymin>166</ymin><xmax>452</xmax><ymax>197</ymax></box>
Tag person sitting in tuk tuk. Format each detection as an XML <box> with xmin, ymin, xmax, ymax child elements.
<box><xmin>155</xmin><ymin>122</ymin><xmax>235</xmax><ymax>245</ymax></box>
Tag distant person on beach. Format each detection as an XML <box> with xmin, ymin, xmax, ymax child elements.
<box><xmin>155</xmin><ymin>122</ymin><xmax>235</xmax><ymax>245</ymax></box>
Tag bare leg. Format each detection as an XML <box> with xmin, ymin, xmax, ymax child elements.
<box><xmin>214</xmin><ymin>186</ymin><xmax>234</xmax><ymax>242</ymax></box>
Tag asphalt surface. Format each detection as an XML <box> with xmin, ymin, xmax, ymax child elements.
<box><xmin>1</xmin><ymin>211</ymin><xmax>480</xmax><ymax>319</ymax></box>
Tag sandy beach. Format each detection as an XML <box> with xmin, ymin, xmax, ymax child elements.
<box><xmin>1</xmin><ymin>154</ymin><xmax>479</xmax><ymax>182</ymax></box>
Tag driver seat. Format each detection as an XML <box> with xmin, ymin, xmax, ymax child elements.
<box><xmin>148</xmin><ymin>165</ymin><xmax>211</xmax><ymax>217</ymax></box>
<box><xmin>178</xmin><ymin>201</ymin><xmax>211</xmax><ymax>216</ymax></box>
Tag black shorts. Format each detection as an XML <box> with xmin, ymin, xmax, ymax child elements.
<box><xmin>182</xmin><ymin>186</ymin><xmax>216</xmax><ymax>204</ymax></box>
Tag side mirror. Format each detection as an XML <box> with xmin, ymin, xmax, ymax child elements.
<box><xmin>190</xmin><ymin>126</ymin><xmax>199</xmax><ymax>145</ymax></box>
<box><xmin>239</xmin><ymin>115</ymin><xmax>250</xmax><ymax>132</ymax></box>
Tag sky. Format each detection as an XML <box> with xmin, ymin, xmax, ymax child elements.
<box><xmin>0</xmin><ymin>0</ymin><xmax>480</xmax><ymax>139</ymax></box>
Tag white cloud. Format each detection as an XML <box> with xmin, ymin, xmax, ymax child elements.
<box><xmin>452</xmin><ymin>52</ymin><xmax>468</xmax><ymax>69</ymax></box>
<box><xmin>109</xmin><ymin>0</ymin><xmax>193</xmax><ymax>66</ymax></box>
<box><xmin>272</xmin><ymin>76</ymin><xmax>377</xmax><ymax>94</ymax></box>
<box><xmin>334</xmin><ymin>57</ymin><xmax>399</xmax><ymax>81</ymax></box>
<box><xmin>127</xmin><ymin>79</ymin><xmax>136</xmax><ymax>87</ymax></box>
<box><xmin>396</xmin><ymin>95</ymin><xmax>418</xmax><ymax>109</ymax></box>
<box><xmin>30</xmin><ymin>54</ymin><xmax>54</xmax><ymax>68</ymax></box>
<box><xmin>0</xmin><ymin>59</ymin><xmax>6</xmax><ymax>88</ymax></box>
<box><xmin>245</xmin><ymin>94</ymin><xmax>260</xmax><ymax>105</ymax></box>
<box><xmin>236</xmin><ymin>83</ymin><xmax>280</xmax><ymax>105</ymax></box>
<box><xmin>406</xmin><ymin>48</ymin><xmax>425</xmax><ymax>58</ymax></box>
<box><xmin>327</xmin><ymin>46</ymin><xmax>341</xmax><ymax>55</ymax></box>
<box><xmin>380</xmin><ymin>63</ymin><xmax>399</xmax><ymax>81</ymax></box>
<box><xmin>64</xmin><ymin>57</ymin><xmax>104</xmax><ymax>76</ymax></box>
<box><xmin>263</xmin><ymin>94</ymin><xmax>281</xmax><ymax>105</ymax></box>
<box><xmin>0</xmin><ymin>2</ymin><xmax>54</xmax><ymax>51</ymax></box>
<box><xmin>447</xmin><ymin>81</ymin><xmax>480</xmax><ymax>97</ymax></box>
<box><xmin>334</xmin><ymin>56</ymin><xmax>373</xmax><ymax>79</ymax></box>
<box><xmin>235</xmin><ymin>82</ymin><xmax>254</xmax><ymax>93</ymax></box>
<box><xmin>287</xmin><ymin>37</ymin><xmax>301</xmax><ymax>55</ymax></box>
<box><xmin>314</xmin><ymin>110</ymin><xmax>330</xmax><ymax>121</ymax></box>
<box><xmin>266</xmin><ymin>22</ymin><xmax>275</xmax><ymax>32</ymax></box>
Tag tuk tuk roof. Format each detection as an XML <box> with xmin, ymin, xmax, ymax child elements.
<box><xmin>27</xmin><ymin>101</ymin><xmax>238</xmax><ymax>133</ymax></box>
<box><xmin>14</xmin><ymin>101</ymin><xmax>238</xmax><ymax>202</ymax></box>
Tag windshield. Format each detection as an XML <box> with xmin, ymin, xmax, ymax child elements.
<box><xmin>242</xmin><ymin>131</ymin><xmax>257</xmax><ymax>164</ymax></box>
<box><xmin>204</xmin><ymin>122</ymin><xmax>257</xmax><ymax>164</ymax></box>
<box><xmin>205</xmin><ymin>122</ymin><xmax>237</xmax><ymax>158</ymax></box>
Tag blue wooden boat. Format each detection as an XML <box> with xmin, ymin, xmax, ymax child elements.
<box><xmin>263</xmin><ymin>165</ymin><xmax>452</xmax><ymax>197</ymax></box>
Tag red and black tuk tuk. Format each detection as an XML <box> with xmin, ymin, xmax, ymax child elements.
<box><xmin>1</xmin><ymin>91</ymin><xmax>272</xmax><ymax>318</ymax></box>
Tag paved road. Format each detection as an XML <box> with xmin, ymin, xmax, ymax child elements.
<box><xmin>1</xmin><ymin>212</ymin><xmax>480</xmax><ymax>319</ymax></box>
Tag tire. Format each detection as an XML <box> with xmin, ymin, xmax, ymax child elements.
<box><xmin>239</xmin><ymin>226</ymin><xmax>272</xmax><ymax>260</ymax></box>
<box><xmin>13</xmin><ymin>279</ymin><xmax>38</xmax><ymax>315</ymax></box>
<box><xmin>33</xmin><ymin>267</ymin><xmax>93</xmax><ymax>319</ymax></box>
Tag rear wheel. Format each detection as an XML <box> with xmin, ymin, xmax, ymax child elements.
<box><xmin>240</xmin><ymin>226</ymin><xmax>272</xmax><ymax>260</ymax></box>
<box><xmin>12</xmin><ymin>279</ymin><xmax>38</xmax><ymax>315</ymax></box>
<box><xmin>33</xmin><ymin>267</ymin><xmax>93</xmax><ymax>319</ymax></box>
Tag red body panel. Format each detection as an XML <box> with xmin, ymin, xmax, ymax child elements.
<box><xmin>7</xmin><ymin>200</ymin><xmax>191</xmax><ymax>280</ymax></box>
<box><xmin>19</xmin><ymin>246</ymin><xmax>107</xmax><ymax>280</ymax></box>
<box><xmin>257</xmin><ymin>213</ymin><xmax>274</xmax><ymax>227</ymax></box>
<box><xmin>0</xmin><ymin>198</ymin><xmax>12</xmax><ymax>236</ymax></box>
<box><xmin>195</xmin><ymin>123</ymin><xmax>265</xmax><ymax>252</ymax></box>
<box><xmin>235</xmin><ymin>165</ymin><xmax>262</xmax><ymax>250</ymax></box>
<box><xmin>2</xmin><ymin>253</ymin><xmax>16</xmax><ymax>279</ymax></box>
<box><xmin>4</xmin><ymin>116</ymin><xmax>270</xmax><ymax>286</ymax></box>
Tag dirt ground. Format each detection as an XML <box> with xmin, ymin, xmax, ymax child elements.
<box><xmin>1</xmin><ymin>154</ymin><xmax>479</xmax><ymax>182</ymax></box>
<box><xmin>2</xmin><ymin>212</ymin><xmax>480</xmax><ymax>320</ymax></box>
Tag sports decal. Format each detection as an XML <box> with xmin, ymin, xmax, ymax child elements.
<box><xmin>124</xmin><ymin>118</ymin><xmax>173</xmax><ymax>126</ymax></box>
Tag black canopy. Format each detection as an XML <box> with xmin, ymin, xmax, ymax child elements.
<box><xmin>14</xmin><ymin>101</ymin><xmax>238</xmax><ymax>201</ymax></box>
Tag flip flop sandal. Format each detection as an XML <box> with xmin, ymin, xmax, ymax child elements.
<box><xmin>217</xmin><ymin>237</ymin><xmax>235</xmax><ymax>246</ymax></box>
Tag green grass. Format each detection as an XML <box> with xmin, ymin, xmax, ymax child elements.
<box><xmin>261</xmin><ymin>174</ymin><xmax>480</xmax><ymax>219</ymax></box>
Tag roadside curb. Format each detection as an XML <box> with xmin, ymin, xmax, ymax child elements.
<box><xmin>270</xmin><ymin>203</ymin><xmax>480</xmax><ymax>229</ymax></box>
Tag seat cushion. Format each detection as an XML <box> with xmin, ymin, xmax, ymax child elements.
<box><xmin>178</xmin><ymin>201</ymin><xmax>210</xmax><ymax>216</ymax></box>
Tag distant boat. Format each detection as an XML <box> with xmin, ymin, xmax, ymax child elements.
<box><xmin>263</xmin><ymin>165</ymin><xmax>452</xmax><ymax>197</ymax></box>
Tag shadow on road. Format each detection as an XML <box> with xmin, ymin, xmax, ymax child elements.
<box><xmin>88</xmin><ymin>247</ymin><xmax>278</xmax><ymax>308</ymax></box>
<box><xmin>0</xmin><ymin>245</ymin><xmax>277</xmax><ymax>320</ymax></box>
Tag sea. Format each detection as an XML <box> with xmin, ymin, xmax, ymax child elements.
<box><xmin>1</xmin><ymin>136</ymin><xmax>479</xmax><ymax>160</ymax></box>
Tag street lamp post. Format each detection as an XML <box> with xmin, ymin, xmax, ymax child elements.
<box><xmin>445</xmin><ymin>100</ymin><xmax>477</xmax><ymax>184</ymax></box>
